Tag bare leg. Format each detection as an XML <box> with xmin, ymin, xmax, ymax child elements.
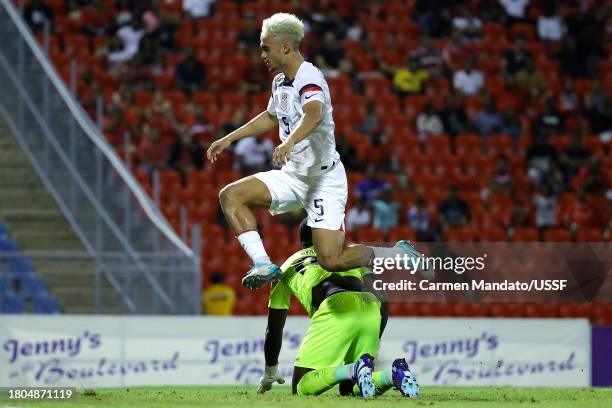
<box><xmin>219</xmin><ymin>176</ymin><xmax>272</xmax><ymax>234</ymax></box>
<box><xmin>312</xmin><ymin>228</ymin><xmax>374</xmax><ymax>272</ymax></box>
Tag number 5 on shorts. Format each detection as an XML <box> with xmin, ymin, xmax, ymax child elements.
<box><xmin>314</xmin><ymin>198</ymin><xmax>324</xmax><ymax>216</ymax></box>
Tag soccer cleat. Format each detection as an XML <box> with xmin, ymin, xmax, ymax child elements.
<box><xmin>352</xmin><ymin>353</ymin><xmax>375</xmax><ymax>398</ymax></box>
<box><xmin>241</xmin><ymin>262</ymin><xmax>282</xmax><ymax>290</ymax></box>
<box><xmin>392</xmin><ymin>358</ymin><xmax>420</xmax><ymax>398</ymax></box>
<box><xmin>394</xmin><ymin>240</ymin><xmax>435</xmax><ymax>279</ymax></box>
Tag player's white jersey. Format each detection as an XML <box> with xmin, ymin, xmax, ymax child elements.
<box><xmin>267</xmin><ymin>61</ymin><xmax>340</xmax><ymax>176</ymax></box>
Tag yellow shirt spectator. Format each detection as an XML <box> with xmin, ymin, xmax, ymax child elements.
<box><xmin>393</xmin><ymin>60</ymin><xmax>429</xmax><ymax>94</ymax></box>
<box><xmin>202</xmin><ymin>272</ymin><xmax>236</xmax><ymax>315</ymax></box>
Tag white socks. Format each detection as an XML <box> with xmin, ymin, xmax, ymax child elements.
<box><xmin>237</xmin><ymin>230</ymin><xmax>270</xmax><ymax>264</ymax></box>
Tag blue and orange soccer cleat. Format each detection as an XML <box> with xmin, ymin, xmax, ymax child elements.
<box><xmin>241</xmin><ymin>262</ymin><xmax>282</xmax><ymax>290</ymax></box>
<box><xmin>392</xmin><ymin>358</ymin><xmax>420</xmax><ymax>398</ymax></box>
<box><xmin>352</xmin><ymin>353</ymin><xmax>375</xmax><ymax>398</ymax></box>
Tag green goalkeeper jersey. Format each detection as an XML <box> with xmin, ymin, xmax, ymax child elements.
<box><xmin>268</xmin><ymin>246</ymin><xmax>367</xmax><ymax>316</ymax></box>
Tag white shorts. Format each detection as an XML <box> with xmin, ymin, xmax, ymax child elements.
<box><xmin>253</xmin><ymin>161</ymin><xmax>348</xmax><ymax>231</ymax></box>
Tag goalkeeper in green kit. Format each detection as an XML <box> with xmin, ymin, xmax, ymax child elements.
<box><xmin>257</xmin><ymin>218</ymin><xmax>420</xmax><ymax>398</ymax></box>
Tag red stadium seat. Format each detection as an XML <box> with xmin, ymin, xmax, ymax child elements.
<box><xmin>355</xmin><ymin>226</ymin><xmax>385</xmax><ymax>243</ymax></box>
<box><xmin>558</xmin><ymin>302</ymin><xmax>592</xmax><ymax>319</ymax></box>
<box><xmin>524</xmin><ymin>302</ymin><xmax>559</xmax><ymax>318</ymax></box>
<box><xmin>512</xmin><ymin>227</ymin><xmax>539</xmax><ymax>242</ymax></box>
<box><xmin>488</xmin><ymin>302</ymin><xmax>524</xmax><ymax>317</ymax></box>
<box><xmin>543</xmin><ymin>228</ymin><xmax>572</xmax><ymax>242</ymax></box>
<box><xmin>576</xmin><ymin>228</ymin><xmax>604</xmax><ymax>242</ymax></box>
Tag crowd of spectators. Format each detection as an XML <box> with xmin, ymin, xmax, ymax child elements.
<box><xmin>24</xmin><ymin>0</ymin><xmax>611</xmax><ymax>243</ymax></box>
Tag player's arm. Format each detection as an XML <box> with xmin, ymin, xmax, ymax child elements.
<box><xmin>207</xmin><ymin>110</ymin><xmax>278</xmax><ymax>163</ymax></box>
<box><xmin>257</xmin><ymin>307</ymin><xmax>288</xmax><ymax>394</ymax></box>
<box><xmin>272</xmin><ymin>101</ymin><xmax>323</xmax><ymax>166</ymax></box>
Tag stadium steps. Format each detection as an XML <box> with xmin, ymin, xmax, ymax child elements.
<box><xmin>0</xmin><ymin>118</ymin><xmax>122</xmax><ymax>314</ymax></box>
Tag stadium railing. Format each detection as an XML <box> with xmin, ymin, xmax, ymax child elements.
<box><xmin>0</xmin><ymin>0</ymin><xmax>201</xmax><ymax>314</ymax></box>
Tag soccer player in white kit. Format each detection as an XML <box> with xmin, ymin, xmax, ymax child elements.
<box><xmin>207</xmin><ymin>13</ymin><xmax>423</xmax><ymax>289</ymax></box>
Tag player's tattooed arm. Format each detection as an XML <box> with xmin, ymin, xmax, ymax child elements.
<box><xmin>264</xmin><ymin>308</ymin><xmax>288</xmax><ymax>366</ymax></box>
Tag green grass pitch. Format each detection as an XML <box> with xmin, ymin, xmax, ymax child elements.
<box><xmin>3</xmin><ymin>386</ymin><xmax>610</xmax><ymax>407</ymax></box>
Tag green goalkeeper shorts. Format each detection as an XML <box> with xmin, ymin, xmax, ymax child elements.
<box><xmin>295</xmin><ymin>291</ymin><xmax>381</xmax><ymax>370</ymax></box>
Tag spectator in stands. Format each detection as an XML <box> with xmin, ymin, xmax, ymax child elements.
<box><xmin>112</xmin><ymin>16</ymin><xmax>145</xmax><ymax>62</ymax></box>
<box><xmin>409</xmin><ymin>35</ymin><xmax>443</xmax><ymax>74</ymax></box>
<box><xmin>501</xmin><ymin>109</ymin><xmax>524</xmax><ymax>142</ymax></box>
<box><xmin>559</xmin><ymin>79</ymin><xmax>579</xmax><ymax>114</ymax></box>
<box><xmin>241</xmin><ymin>50</ymin><xmax>271</xmax><ymax>94</ymax></box>
<box><xmin>359</xmin><ymin>102</ymin><xmax>381</xmax><ymax>135</ymax></box>
<box><xmin>168</xmin><ymin>127</ymin><xmax>204</xmax><ymax>175</ymax></box>
<box><xmin>175</xmin><ymin>47</ymin><xmax>206</xmax><ymax>93</ymax></box>
<box><xmin>440</xmin><ymin>92</ymin><xmax>468</xmax><ymax>137</ymax></box>
<box><xmin>488</xmin><ymin>155</ymin><xmax>515</xmax><ymax>196</ymax></box>
<box><xmin>413</xmin><ymin>0</ymin><xmax>452</xmax><ymax>38</ymax></box>
<box><xmin>202</xmin><ymin>272</ymin><xmax>235</xmax><ymax>316</ymax></box>
<box><xmin>526</xmin><ymin>134</ymin><xmax>558</xmax><ymax>181</ymax></box>
<box><xmin>407</xmin><ymin>196</ymin><xmax>432</xmax><ymax>241</ymax></box>
<box><xmin>511</xmin><ymin>199</ymin><xmax>532</xmax><ymax>228</ymax></box>
<box><xmin>133</xmin><ymin>34</ymin><xmax>163</xmax><ymax>70</ymax></box>
<box><xmin>534</xmin><ymin>183</ymin><xmax>558</xmax><ymax>231</ymax></box>
<box><xmin>189</xmin><ymin>107</ymin><xmax>214</xmax><ymax>143</ymax></box>
<box><xmin>560</xmin><ymin>133</ymin><xmax>592</xmax><ymax>181</ymax></box>
<box><xmin>557</xmin><ymin>37</ymin><xmax>590</xmax><ymax>78</ymax></box>
<box><xmin>452</xmin><ymin>6</ymin><xmax>482</xmax><ymax>42</ymax></box>
<box><xmin>314</xmin><ymin>32</ymin><xmax>345</xmax><ymax>73</ymax></box>
<box><xmin>234</xmin><ymin>135</ymin><xmax>273</xmax><ymax>174</ymax></box>
<box><xmin>472</xmin><ymin>95</ymin><xmax>503</xmax><ymax>137</ymax></box>
<box><xmin>537</xmin><ymin>0</ymin><xmax>565</xmax><ymax>43</ymax></box>
<box><xmin>183</xmin><ymin>0</ymin><xmax>214</xmax><ymax>19</ymax></box>
<box><xmin>584</xmin><ymin>81</ymin><xmax>612</xmax><ymax>137</ymax></box>
<box><xmin>564</xmin><ymin>190</ymin><xmax>595</xmax><ymax>232</ymax></box>
<box><xmin>336</xmin><ymin>134</ymin><xmax>364</xmax><ymax>172</ymax></box>
<box><xmin>515</xmin><ymin>59</ymin><xmax>545</xmax><ymax>97</ymax></box>
<box><xmin>534</xmin><ymin>95</ymin><xmax>563</xmax><ymax>138</ymax></box>
<box><xmin>502</xmin><ymin>37</ymin><xmax>532</xmax><ymax>78</ymax></box>
<box><xmin>371</xmin><ymin>189</ymin><xmax>401</xmax><ymax>231</ymax></box>
<box><xmin>453</xmin><ymin>57</ymin><xmax>484</xmax><ymax>96</ymax></box>
<box><xmin>138</xmin><ymin>124</ymin><xmax>170</xmax><ymax>173</ymax></box>
<box><xmin>24</xmin><ymin>0</ymin><xmax>54</xmax><ymax>33</ymax></box>
<box><xmin>355</xmin><ymin>165</ymin><xmax>388</xmax><ymax>203</ymax></box>
<box><xmin>393</xmin><ymin>57</ymin><xmax>429</xmax><ymax>96</ymax></box>
<box><xmin>346</xmin><ymin>198</ymin><xmax>372</xmax><ymax>231</ymax></box>
<box><xmin>416</xmin><ymin>101</ymin><xmax>444</xmax><ymax>139</ymax></box>
<box><xmin>237</xmin><ymin>13</ymin><xmax>260</xmax><ymax>48</ymax></box>
<box><xmin>441</xmin><ymin>29</ymin><xmax>468</xmax><ymax>73</ymax></box>
<box><xmin>499</xmin><ymin>0</ymin><xmax>530</xmax><ymax>24</ymax></box>
<box><xmin>438</xmin><ymin>185</ymin><xmax>470</xmax><ymax>228</ymax></box>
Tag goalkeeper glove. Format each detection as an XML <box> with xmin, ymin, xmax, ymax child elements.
<box><xmin>257</xmin><ymin>365</ymin><xmax>285</xmax><ymax>394</ymax></box>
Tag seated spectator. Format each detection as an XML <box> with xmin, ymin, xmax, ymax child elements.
<box><xmin>355</xmin><ymin>165</ymin><xmax>388</xmax><ymax>202</ymax></box>
<box><xmin>559</xmin><ymin>79</ymin><xmax>579</xmax><ymax>113</ymax></box>
<box><xmin>168</xmin><ymin>127</ymin><xmax>204</xmax><ymax>174</ymax></box>
<box><xmin>511</xmin><ymin>199</ymin><xmax>532</xmax><ymax>228</ymax></box>
<box><xmin>501</xmin><ymin>109</ymin><xmax>523</xmax><ymax>141</ymax></box>
<box><xmin>441</xmin><ymin>29</ymin><xmax>468</xmax><ymax>72</ymax></box>
<box><xmin>183</xmin><ymin>0</ymin><xmax>214</xmax><ymax>18</ymax></box>
<box><xmin>409</xmin><ymin>35</ymin><xmax>443</xmax><ymax>74</ymax></box>
<box><xmin>515</xmin><ymin>59</ymin><xmax>545</xmax><ymax>97</ymax></box>
<box><xmin>112</xmin><ymin>17</ymin><xmax>145</xmax><ymax>62</ymax></box>
<box><xmin>202</xmin><ymin>272</ymin><xmax>235</xmax><ymax>316</ymax></box>
<box><xmin>564</xmin><ymin>191</ymin><xmax>596</xmax><ymax>231</ymax></box>
<box><xmin>359</xmin><ymin>102</ymin><xmax>381</xmax><ymax>134</ymax></box>
<box><xmin>534</xmin><ymin>95</ymin><xmax>563</xmax><ymax>137</ymax></box>
<box><xmin>537</xmin><ymin>0</ymin><xmax>565</xmax><ymax>43</ymax></box>
<box><xmin>234</xmin><ymin>135</ymin><xmax>273</xmax><ymax>174</ymax></box>
<box><xmin>488</xmin><ymin>155</ymin><xmax>515</xmax><ymax>196</ymax></box>
<box><xmin>175</xmin><ymin>47</ymin><xmax>206</xmax><ymax>93</ymax></box>
<box><xmin>393</xmin><ymin>57</ymin><xmax>429</xmax><ymax>96</ymax></box>
<box><xmin>138</xmin><ymin>125</ymin><xmax>170</xmax><ymax>173</ymax></box>
<box><xmin>560</xmin><ymin>133</ymin><xmax>592</xmax><ymax>181</ymax></box>
<box><xmin>453</xmin><ymin>57</ymin><xmax>484</xmax><ymax>96</ymax></box>
<box><xmin>346</xmin><ymin>198</ymin><xmax>372</xmax><ymax>231</ymax></box>
<box><xmin>315</xmin><ymin>32</ymin><xmax>345</xmax><ymax>73</ymax></box>
<box><xmin>371</xmin><ymin>189</ymin><xmax>401</xmax><ymax>231</ymax></box>
<box><xmin>472</xmin><ymin>95</ymin><xmax>503</xmax><ymax>137</ymax></box>
<box><xmin>526</xmin><ymin>135</ymin><xmax>558</xmax><ymax>180</ymax></box>
<box><xmin>584</xmin><ymin>80</ymin><xmax>612</xmax><ymax>136</ymax></box>
<box><xmin>24</xmin><ymin>0</ymin><xmax>54</xmax><ymax>32</ymax></box>
<box><xmin>557</xmin><ymin>37</ymin><xmax>590</xmax><ymax>78</ymax></box>
<box><xmin>499</xmin><ymin>0</ymin><xmax>530</xmax><ymax>23</ymax></box>
<box><xmin>407</xmin><ymin>196</ymin><xmax>432</xmax><ymax>241</ymax></box>
<box><xmin>533</xmin><ymin>183</ymin><xmax>558</xmax><ymax>230</ymax></box>
<box><xmin>438</xmin><ymin>186</ymin><xmax>470</xmax><ymax>227</ymax></box>
<box><xmin>416</xmin><ymin>101</ymin><xmax>444</xmax><ymax>139</ymax></box>
<box><xmin>502</xmin><ymin>37</ymin><xmax>532</xmax><ymax>77</ymax></box>
<box><xmin>452</xmin><ymin>6</ymin><xmax>482</xmax><ymax>42</ymax></box>
<box><xmin>441</xmin><ymin>92</ymin><xmax>468</xmax><ymax>137</ymax></box>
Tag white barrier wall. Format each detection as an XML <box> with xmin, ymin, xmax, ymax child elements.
<box><xmin>0</xmin><ymin>316</ymin><xmax>590</xmax><ymax>388</ymax></box>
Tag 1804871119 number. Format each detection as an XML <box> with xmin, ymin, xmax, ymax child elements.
<box><xmin>2</xmin><ymin>387</ymin><xmax>75</xmax><ymax>400</ymax></box>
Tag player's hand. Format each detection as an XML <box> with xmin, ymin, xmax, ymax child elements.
<box><xmin>206</xmin><ymin>137</ymin><xmax>232</xmax><ymax>163</ymax></box>
<box><xmin>272</xmin><ymin>140</ymin><xmax>294</xmax><ymax>167</ymax></box>
<box><xmin>257</xmin><ymin>365</ymin><xmax>285</xmax><ymax>394</ymax></box>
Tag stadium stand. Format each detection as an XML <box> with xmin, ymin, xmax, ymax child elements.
<box><xmin>15</xmin><ymin>0</ymin><xmax>611</xmax><ymax>318</ymax></box>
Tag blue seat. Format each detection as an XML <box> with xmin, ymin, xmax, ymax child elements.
<box><xmin>0</xmin><ymin>276</ymin><xmax>12</xmax><ymax>295</ymax></box>
<box><xmin>32</xmin><ymin>294</ymin><xmax>60</xmax><ymax>314</ymax></box>
<box><xmin>1</xmin><ymin>294</ymin><xmax>24</xmax><ymax>313</ymax></box>
<box><xmin>0</xmin><ymin>237</ymin><xmax>18</xmax><ymax>251</ymax></box>
<box><xmin>8</xmin><ymin>257</ymin><xmax>34</xmax><ymax>275</ymax></box>
<box><xmin>0</xmin><ymin>223</ymin><xmax>6</xmax><ymax>235</ymax></box>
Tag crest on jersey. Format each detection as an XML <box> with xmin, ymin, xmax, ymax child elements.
<box><xmin>280</xmin><ymin>93</ymin><xmax>288</xmax><ymax>111</ymax></box>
